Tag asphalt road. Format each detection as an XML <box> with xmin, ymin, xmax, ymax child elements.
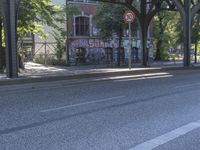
<box><xmin>1</xmin><ymin>69</ymin><xmax>200</xmax><ymax>150</ymax></box>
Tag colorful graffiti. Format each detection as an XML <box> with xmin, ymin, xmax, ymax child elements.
<box><xmin>69</xmin><ymin>38</ymin><xmax>118</xmax><ymax>49</ymax></box>
<box><xmin>69</xmin><ymin>38</ymin><xmax>118</xmax><ymax>64</ymax></box>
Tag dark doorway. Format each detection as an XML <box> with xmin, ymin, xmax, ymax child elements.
<box><xmin>118</xmin><ymin>47</ymin><xmax>125</xmax><ymax>66</ymax></box>
<box><xmin>75</xmin><ymin>47</ymin><xmax>87</xmax><ymax>65</ymax></box>
<box><xmin>105</xmin><ymin>47</ymin><xmax>113</xmax><ymax>64</ymax></box>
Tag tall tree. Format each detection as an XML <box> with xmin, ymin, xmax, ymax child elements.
<box><xmin>95</xmin><ymin>3</ymin><xmax>138</xmax><ymax>66</ymax></box>
<box><xmin>63</xmin><ymin>4</ymin><xmax>78</xmax><ymax>65</ymax></box>
<box><xmin>153</xmin><ymin>11</ymin><xmax>181</xmax><ymax>60</ymax></box>
<box><xmin>95</xmin><ymin>3</ymin><xmax>126</xmax><ymax>41</ymax></box>
<box><xmin>192</xmin><ymin>14</ymin><xmax>200</xmax><ymax>63</ymax></box>
<box><xmin>154</xmin><ymin>12</ymin><xmax>165</xmax><ymax>60</ymax></box>
<box><xmin>17</xmin><ymin>0</ymin><xmax>65</xmax><ymax>39</ymax></box>
<box><xmin>16</xmin><ymin>0</ymin><xmax>66</xmax><ymax>68</ymax></box>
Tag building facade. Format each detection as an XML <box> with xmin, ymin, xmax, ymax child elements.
<box><xmin>67</xmin><ymin>0</ymin><xmax>120</xmax><ymax>65</ymax></box>
<box><xmin>33</xmin><ymin>0</ymin><xmax>153</xmax><ymax>65</ymax></box>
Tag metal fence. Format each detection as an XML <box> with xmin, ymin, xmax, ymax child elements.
<box><xmin>18</xmin><ymin>41</ymin><xmax>58</xmax><ymax>65</ymax></box>
<box><xmin>33</xmin><ymin>41</ymin><xmax>58</xmax><ymax>65</ymax></box>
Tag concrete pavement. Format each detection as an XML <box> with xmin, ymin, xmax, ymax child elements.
<box><xmin>0</xmin><ymin>61</ymin><xmax>200</xmax><ymax>86</ymax></box>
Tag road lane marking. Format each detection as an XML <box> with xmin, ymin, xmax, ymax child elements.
<box><xmin>128</xmin><ymin>120</ymin><xmax>200</xmax><ymax>150</ymax></box>
<box><xmin>175</xmin><ymin>83</ymin><xmax>200</xmax><ymax>89</ymax></box>
<box><xmin>40</xmin><ymin>95</ymin><xmax>126</xmax><ymax>113</ymax></box>
<box><xmin>115</xmin><ymin>75</ymin><xmax>173</xmax><ymax>82</ymax></box>
<box><xmin>108</xmin><ymin>72</ymin><xmax>170</xmax><ymax>80</ymax></box>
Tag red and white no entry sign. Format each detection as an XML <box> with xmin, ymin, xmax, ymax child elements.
<box><xmin>124</xmin><ymin>10</ymin><xmax>135</xmax><ymax>23</ymax></box>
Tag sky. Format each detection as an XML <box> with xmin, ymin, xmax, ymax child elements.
<box><xmin>52</xmin><ymin>0</ymin><xmax>65</xmax><ymax>6</ymax></box>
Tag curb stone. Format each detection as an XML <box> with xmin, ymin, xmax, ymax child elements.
<box><xmin>0</xmin><ymin>66</ymin><xmax>199</xmax><ymax>86</ymax></box>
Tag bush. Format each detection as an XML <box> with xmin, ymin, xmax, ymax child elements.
<box><xmin>34</xmin><ymin>53</ymin><xmax>46</xmax><ymax>64</ymax></box>
<box><xmin>34</xmin><ymin>53</ymin><xmax>66</xmax><ymax>65</ymax></box>
<box><xmin>161</xmin><ymin>51</ymin><xmax>170</xmax><ymax>60</ymax></box>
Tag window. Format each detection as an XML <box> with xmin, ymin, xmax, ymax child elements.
<box><xmin>73</xmin><ymin>0</ymin><xmax>84</xmax><ymax>2</ymax></box>
<box><xmin>87</xmin><ymin>0</ymin><xmax>97</xmax><ymax>3</ymax></box>
<box><xmin>75</xmin><ymin>16</ymin><xmax>90</xmax><ymax>36</ymax></box>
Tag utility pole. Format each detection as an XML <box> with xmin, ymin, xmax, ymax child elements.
<box><xmin>4</xmin><ymin>0</ymin><xmax>18</xmax><ymax>78</ymax></box>
<box><xmin>65</xmin><ymin>0</ymin><xmax>70</xmax><ymax>66</ymax></box>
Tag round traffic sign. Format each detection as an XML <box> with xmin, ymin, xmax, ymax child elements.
<box><xmin>124</xmin><ymin>10</ymin><xmax>135</xmax><ymax>23</ymax></box>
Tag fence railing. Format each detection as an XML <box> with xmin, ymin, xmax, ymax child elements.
<box><xmin>18</xmin><ymin>41</ymin><xmax>58</xmax><ymax>66</ymax></box>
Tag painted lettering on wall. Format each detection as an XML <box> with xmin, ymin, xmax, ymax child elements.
<box><xmin>70</xmin><ymin>38</ymin><xmax>118</xmax><ymax>49</ymax></box>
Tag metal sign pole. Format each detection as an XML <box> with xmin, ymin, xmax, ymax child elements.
<box><xmin>124</xmin><ymin>10</ymin><xmax>135</xmax><ymax>70</ymax></box>
<box><xmin>128</xmin><ymin>22</ymin><xmax>132</xmax><ymax>70</ymax></box>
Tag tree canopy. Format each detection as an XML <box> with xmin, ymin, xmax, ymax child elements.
<box><xmin>17</xmin><ymin>0</ymin><xmax>65</xmax><ymax>39</ymax></box>
<box><xmin>95</xmin><ymin>3</ymin><xmax>126</xmax><ymax>40</ymax></box>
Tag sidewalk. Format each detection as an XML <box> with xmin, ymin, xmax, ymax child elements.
<box><xmin>0</xmin><ymin>61</ymin><xmax>199</xmax><ymax>85</ymax></box>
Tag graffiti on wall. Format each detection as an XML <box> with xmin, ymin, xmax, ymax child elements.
<box><xmin>69</xmin><ymin>38</ymin><xmax>118</xmax><ymax>64</ymax></box>
<box><xmin>69</xmin><ymin>39</ymin><xmax>118</xmax><ymax>49</ymax></box>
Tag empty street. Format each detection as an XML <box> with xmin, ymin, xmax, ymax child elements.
<box><xmin>1</xmin><ymin>69</ymin><xmax>200</xmax><ymax>150</ymax></box>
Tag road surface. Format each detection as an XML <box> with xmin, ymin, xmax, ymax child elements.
<box><xmin>0</xmin><ymin>69</ymin><xmax>200</xmax><ymax>150</ymax></box>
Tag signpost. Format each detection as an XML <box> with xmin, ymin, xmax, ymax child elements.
<box><xmin>124</xmin><ymin>10</ymin><xmax>135</xmax><ymax>70</ymax></box>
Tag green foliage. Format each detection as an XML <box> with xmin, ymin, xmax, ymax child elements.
<box><xmin>192</xmin><ymin>14</ymin><xmax>200</xmax><ymax>51</ymax></box>
<box><xmin>1</xmin><ymin>0</ymin><xmax>78</xmax><ymax>41</ymax></box>
<box><xmin>0</xmin><ymin>18</ymin><xmax>5</xmax><ymax>47</ymax></box>
<box><xmin>95</xmin><ymin>3</ymin><xmax>127</xmax><ymax>40</ymax></box>
<box><xmin>132</xmin><ymin>0</ymin><xmax>140</xmax><ymax>11</ymax></box>
<box><xmin>161</xmin><ymin>51</ymin><xmax>170</xmax><ymax>60</ymax></box>
<box><xmin>175</xmin><ymin>14</ymin><xmax>200</xmax><ymax>47</ymax></box>
<box><xmin>95</xmin><ymin>2</ymin><xmax>139</xmax><ymax>40</ymax></box>
<box><xmin>52</xmin><ymin>31</ymin><xmax>65</xmax><ymax>62</ymax></box>
<box><xmin>153</xmin><ymin>11</ymin><xmax>200</xmax><ymax>61</ymax></box>
<box><xmin>15</xmin><ymin>0</ymin><xmax>78</xmax><ymax>65</ymax></box>
<box><xmin>153</xmin><ymin>11</ymin><xmax>181</xmax><ymax>60</ymax></box>
<box><xmin>34</xmin><ymin>53</ymin><xmax>66</xmax><ymax>65</ymax></box>
<box><xmin>65</xmin><ymin>4</ymin><xmax>78</xmax><ymax>17</ymax></box>
<box><xmin>50</xmin><ymin>4</ymin><xmax>78</xmax><ymax>64</ymax></box>
<box><xmin>18</xmin><ymin>0</ymin><xmax>65</xmax><ymax>39</ymax></box>
<box><xmin>34</xmin><ymin>53</ymin><xmax>47</xmax><ymax>64</ymax></box>
<box><xmin>155</xmin><ymin>11</ymin><xmax>181</xmax><ymax>46</ymax></box>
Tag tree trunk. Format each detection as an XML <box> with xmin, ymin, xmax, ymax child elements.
<box><xmin>117</xmin><ymin>24</ymin><xmax>123</xmax><ymax>66</ymax></box>
<box><xmin>155</xmin><ymin>40</ymin><xmax>162</xmax><ymax>60</ymax></box>
<box><xmin>140</xmin><ymin>24</ymin><xmax>148</xmax><ymax>66</ymax></box>
<box><xmin>155</xmin><ymin>15</ymin><xmax>164</xmax><ymax>61</ymax></box>
<box><xmin>194</xmin><ymin>42</ymin><xmax>198</xmax><ymax>63</ymax></box>
<box><xmin>183</xmin><ymin>0</ymin><xmax>191</xmax><ymax>67</ymax></box>
<box><xmin>140</xmin><ymin>0</ymin><xmax>148</xmax><ymax>66</ymax></box>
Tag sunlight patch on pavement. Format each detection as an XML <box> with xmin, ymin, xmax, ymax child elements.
<box><xmin>109</xmin><ymin>72</ymin><xmax>173</xmax><ymax>82</ymax></box>
<box><xmin>115</xmin><ymin>75</ymin><xmax>173</xmax><ymax>82</ymax></box>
